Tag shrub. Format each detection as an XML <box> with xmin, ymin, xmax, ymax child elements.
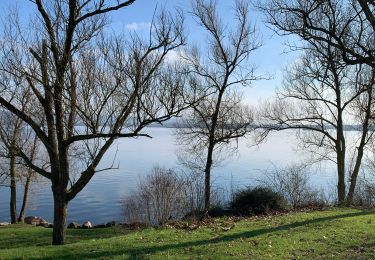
<box><xmin>122</xmin><ymin>167</ymin><xmax>230</xmax><ymax>225</ymax></box>
<box><xmin>230</xmin><ymin>186</ymin><xmax>287</xmax><ymax>215</ymax></box>
<box><xmin>122</xmin><ymin>167</ymin><xmax>186</xmax><ymax>225</ymax></box>
<box><xmin>258</xmin><ymin>163</ymin><xmax>328</xmax><ymax>209</ymax></box>
<box><xmin>351</xmin><ymin>176</ymin><xmax>375</xmax><ymax>208</ymax></box>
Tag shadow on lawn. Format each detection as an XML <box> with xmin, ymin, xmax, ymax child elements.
<box><xmin>50</xmin><ymin>210</ymin><xmax>373</xmax><ymax>259</ymax></box>
<box><xmin>0</xmin><ymin>226</ymin><xmax>129</xmax><ymax>250</ymax></box>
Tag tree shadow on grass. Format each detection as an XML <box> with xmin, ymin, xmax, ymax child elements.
<box><xmin>48</xmin><ymin>211</ymin><xmax>374</xmax><ymax>259</ymax></box>
<box><xmin>0</xmin><ymin>226</ymin><xmax>130</xmax><ymax>250</ymax></box>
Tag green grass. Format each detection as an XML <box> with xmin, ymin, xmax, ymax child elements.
<box><xmin>1</xmin><ymin>208</ymin><xmax>375</xmax><ymax>259</ymax></box>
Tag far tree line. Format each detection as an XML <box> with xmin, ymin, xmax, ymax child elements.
<box><xmin>0</xmin><ymin>0</ymin><xmax>373</xmax><ymax>245</ymax></box>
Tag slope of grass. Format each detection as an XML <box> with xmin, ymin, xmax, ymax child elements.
<box><xmin>1</xmin><ymin>208</ymin><xmax>375</xmax><ymax>259</ymax></box>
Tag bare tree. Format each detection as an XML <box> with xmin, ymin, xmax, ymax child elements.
<box><xmin>258</xmin><ymin>42</ymin><xmax>375</xmax><ymax>205</ymax></box>
<box><xmin>260</xmin><ymin>0</ymin><xmax>375</xmax><ymax>68</ymax></box>
<box><xmin>176</xmin><ymin>0</ymin><xmax>261</xmax><ymax>212</ymax></box>
<box><xmin>347</xmin><ymin>67</ymin><xmax>375</xmax><ymax>203</ymax></box>
<box><xmin>0</xmin><ymin>113</ymin><xmax>40</xmax><ymax>224</ymax></box>
<box><xmin>0</xmin><ymin>1</ymin><xmax>194</xmax><ymax>245</ymax></box>
<box><xmin>17</xmin><ymin>133</ymin><xmax>40</xmax><ymax>223</ymax></box>
<box><xmin>259</xmin><ymin>0</ymin><xmax>375</xmax><ymax>205</ymax></box>
<box><xmin>0</xmin><ymin>80</ymin><xmax>41</xmax><ymax>223</ymax></box>
<box><xmin>0</xmin><ymin>111</ymin><xmax>23</xmax><ymax>224</ymax></box>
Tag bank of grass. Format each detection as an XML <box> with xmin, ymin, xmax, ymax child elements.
<box><xmin>1</xmin><ymin>208</ymin><xmax>375</xmax><ymax>259</ymax></box>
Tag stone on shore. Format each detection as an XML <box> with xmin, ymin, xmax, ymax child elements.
<box><xmin>68</xmin><ymin>222</ymin><xmax>80</xmax><ymax>229</ymax></box>
<box><xmin>37</xmin><ymin>222</ymin><xmax>52</xmax><ymax>228</ymax></box>
<box><xmin>24</xmin><ymin>216</ymin><xmax>47</xmax><ymax>226</ymax></box>
<box><xmin>82</xmin><ymin>221</ymin><xmax>92</xmax><ymax>229</ymax></box>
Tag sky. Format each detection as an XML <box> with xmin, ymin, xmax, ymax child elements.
<box><xmin>2</xmin><ymin>0</ymin><xmax>301</xmax><ymax>106</ymax></box>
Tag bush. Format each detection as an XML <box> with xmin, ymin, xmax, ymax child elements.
<box><xmin>122</xmin><ymin>167</ymin><xmax>231</xmax><ymax>225</ymax></box>
<box><xmin>258</xmin><ymin>163</ymin><xmax>328</xmax><ymax>209</ymax></box>
<box><xmin>229</xmin><ymin>186</ymin><xmax>287</xmax><ymax>215</ymax></box>
<box><xmin>122</xmin><ymin>167</ymin><xmax>186</xmax><ymax>225</ymax></box>
<box><xmin>351</xmin><ymin>177</ymin><xmax>375</xmax><ymax>208</ymax></box>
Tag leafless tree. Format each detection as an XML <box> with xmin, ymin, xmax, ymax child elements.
<box><xmin>0</xmin><ymin>81</ymin><xmax>42</xmax><ymax>223</ymax></box>
<box><xmin>258</xmin><ymin>41</ymin><xmax>375</xmax><ymax>205</ymax></box>
<box><xmin>0</xmin><ymin>118</ymin><xmax>40</xmax><ymax>224</ymax></box>
<box><xmin>259</xmin><ymin>0</ymin><xmax>375</xmax><ymax>205</ymax></box>
<box><xmin>346</xmin><ymin>67</ymin><xmax>375</xmax><ymax>203</ymax></box>
<box><xmin>176</xmin><ymin>0</ymin><xmax>261</xmax><ymax>212</ymax></box>
<box><xmin>0</xmin><ymin>111</ymin><xmax>23</xmax><ymax>224</ymax></box>
<box><xmin>0</xmin><ymin>1</ymin><xmax>194</xmax><ymax>245</ymax></box>
<box><xmin>17</xmin><ymin>133</ymin><xmax>40</xmax><ymax>223</ymax></box>
<box><xmin>260</xmin><ymin>0</ymin><xmax>375</xmax><ymax>68</ymax></box>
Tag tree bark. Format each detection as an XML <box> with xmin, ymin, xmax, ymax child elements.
<box><xmin>18</xmin><ymin>175</ymin><xmax>32</xmax><ymax>223</ymax></box>
<box><xmin>19</xmin><ymin>135</ymin><xmax>38</xmax><ymax>222</ymax></box>
<box><xmin>346</xmin><ymin>149</ymin><xmax>364</xmax><ymax>205</ymax></box>
<box><xmin>336</xmin><ymin>147</ymin><xmax>346</xmax><ymax>206</ymax></box>
<box><xmin>52</xmin><ymin>188</ymin><xmax>68</xmax><ymax>245</ymax></box>
<box><xmin>336</xmin><ymin>110</ymin><xmax>346</xmax><ymax>205</ymax></box>
<box><xmin>336</xmin><ymin>94</ymin><xmax>346</xmax><ymax>206</ymax></box>
<box><xmin>336</xmin><ymin>119</ymin><xmax>346</xmax><ymax>206</ymax></box>
<box><xmin>9</xmin><ymin>155</ymin><xmax>17</xmax><ymax>224</ymax></box>
<box><xmin>204</xmin><ymin>142</ymin><xmax>214</xmax><ymax>212</ymax></box>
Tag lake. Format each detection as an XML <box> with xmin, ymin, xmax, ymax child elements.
<box><xmin>0</xmin><ymin>127</ymin><xmax>337</xmax><ymax>224</ymax></box>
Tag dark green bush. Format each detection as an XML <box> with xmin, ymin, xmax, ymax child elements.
<box><xmin>230</xmin><ymin>187</ymin><xmax>287</xmax><ymax>215</ymax></box>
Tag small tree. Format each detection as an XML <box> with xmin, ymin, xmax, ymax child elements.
<box><xmin>0</xmin><ymin>119</ymin><xmax>40</xmax><ymax>224</ymax></box>
<box><xmin>176</xmin><ymin>0</ymin><xmax>261</xmax><ymax>212</ymax></box>
<box><xmin>0</xmin><ymin>85</ymin><xmax>41</xmax><ymax>223</ymax></box>
<box><xmin>0</xmin><ymin>111</ymin><xmax>23</xmax><ymax>224</ymax></box>
<box><xmin>17</xmin><ymin>133</ymin><xmax>40</xmax><ymax>223</ymax></box>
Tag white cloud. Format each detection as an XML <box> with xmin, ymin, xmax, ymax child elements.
<box><xmin>165</xmin><ymin>50</ymin><xmax>186</xmax><ymax>64</ymax></box>
<box><xmin>125</xmin><ymin>22</ymin><xmax>151</xmax><ymax>31</ymax></box>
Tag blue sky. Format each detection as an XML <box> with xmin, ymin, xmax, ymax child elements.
<box><xmin>2</xmin><ymin>0</ymin><xmax>300</xmax><ymax>105</ymax></box>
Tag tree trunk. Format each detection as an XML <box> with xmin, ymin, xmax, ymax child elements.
<box><xmin>9</xmin><ymin>155</ymin><xmax>17</xmax><ymax>224</ymax></box>
<box><xmin>336</xmin><ymin>103</ymin><xmax>346</xmax><ymax>206</ymax></box>
<box><xmin>18</xmin><ymin>175</ymin><xmax>32</xmax><ymax>223</ymax></box>
<box><xmin>52</xmin><ymin>189</ymin><xmax>68</xmax><ymax>245</ymax></box>
<box><xmin>346</xmin><ymin>88</ymin><xmax>372</xmax><ymax>205</ymax></box>
<box><xmin>346</xmin><ymin>127</ymin><xmax>368</xmax><ymax>205</ymax></box>
<box><xmin>204</xmin><ymin>143</ymin><xmax>214</xmax><ymax>212</ymax></box>
<box><xmin>346</xmin><ymin>151</ymin><xmax>364</xmax><ymax>205</ymax></box>
<box><xmin>337</xmin><ymin>148</ymin><xmax>346</xmax><ymax>206</ymax></box>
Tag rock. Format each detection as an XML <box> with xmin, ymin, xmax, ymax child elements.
<box><xmin>0</xmin><ymin>222</ymin><xmax>10</xmax><ymax>226</ymax></box>
<box><xmin>24</xmin><ymin>216</ymin><xmax>47</xmax><ymax>226</ymax></box>
<box><xmin>68</xmin><ymin>222</ymin><xmax>80</xmax><ymax>229</ymax></box>
<box><xmin>37</xmin><ymin>222</ymin><xmax>51</xmax><ymax>228</ymax></box>
<box><xmin>82</xmin><ymin>221</ymin><xmax>92</xmax><ymax>229</ymax></box>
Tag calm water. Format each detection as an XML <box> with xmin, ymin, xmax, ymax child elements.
<box><xmin>0</xmin><ymin>127</ymin><xmax>336</xmax><ymax>224</ymax></box>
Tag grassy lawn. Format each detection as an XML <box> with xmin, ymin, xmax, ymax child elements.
<box><xmin>1</xmin><ymin>208</ymin><xmax>375</xmax><ymax>259</ymax></box>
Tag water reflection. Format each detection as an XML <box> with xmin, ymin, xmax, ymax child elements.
<box><xmin>0</xmin><ymin>127</ymin><xmax>336</xmax><ymax>224</ymax></box>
